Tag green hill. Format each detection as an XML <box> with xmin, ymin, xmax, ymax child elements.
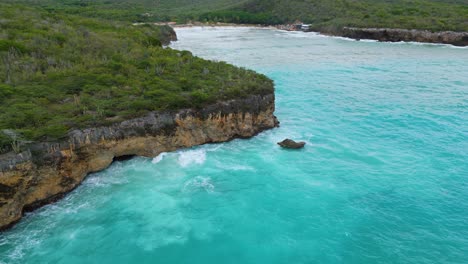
<box><xmin>1</xmin><ymin>0</ymin><xmax>249</xmax><ymax>22</ymax></box>
<box><xmin>234</xmin><ymin>0</ymin><xmax>468</xmax><ymax>32</ymax></box>
<box><xmin>4</xmin><ymin>0</ymin><xmax>468</xmax><ymax>31</ymax></box>
<box><xmin>199</xmin><ymin>0</ymin><xmax>468</xmax><ymax>32</ymax></box>
<box><xmin>0</xmin><ymin>2</ymin><xmax>272</xmax><ymax>152</ymax></box>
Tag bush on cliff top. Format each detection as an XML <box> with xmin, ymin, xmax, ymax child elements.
<box><xmin>0</xmin><ymin>3</ymin><xmax>273</xmax><ymax>152</ymax></box>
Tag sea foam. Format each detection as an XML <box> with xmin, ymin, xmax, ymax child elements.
<box><xmin>152</xmin><ymin>152</ymin><xmax>168</xmax><ymax>164</ymax></box>
<box><xmin>182</xmin><ymin>176</ymin><xmax>215</xmax><ymax>193</ymax></box>
<box><xmin>178</xmin><ymin>149</ymin><xmax>206</xmax><ymax>167</ymax></box>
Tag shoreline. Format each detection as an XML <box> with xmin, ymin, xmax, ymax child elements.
<box><xmin>167</xmin><ymin>22</ymin><xmax>468</xmax><ymax>47</ymax></box>
<box><xmin>336</xmin><ymin>27</ymin><xmax>468</xmax><ymax>47</ymax></box>
<box><xmin>156</xmin><ymin>22</ymin><xmax>273</xmax><ymax>29</ymax></box>
<box><xmin>0</xmin><ymin>94</ymin><xmax>279</xmax><ymax>231</ymax></box>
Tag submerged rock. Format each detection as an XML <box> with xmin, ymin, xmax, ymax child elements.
<box><xmin>277</xmin><ymin>139</ymin><xmax>305</xmax><ymax>149</ymax></box>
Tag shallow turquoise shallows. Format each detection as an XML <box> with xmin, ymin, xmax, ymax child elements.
<box><xmin>1</xmin><ymin>28</ymin><xmax>468</xmax><ymax>264</ymax></box>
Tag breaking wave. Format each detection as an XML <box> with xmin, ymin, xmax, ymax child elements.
<box><xmin>152</xmin><ymin>152</ymin><xmax>168</xmax><ymax>164</ymax></box>
<box><xmin>178</xmin><ymin>149</ymin><xmax>206</xmax><ymax>167</ymax></box>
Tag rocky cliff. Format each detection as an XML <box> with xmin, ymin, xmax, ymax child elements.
<box><xmin>159</xmin><ymin>25</ymin><xmax>178</xmax><ymax>45</ymax></box>
<box><xmin>340</xmin><ymin>27</ymin><xmax>468</xmax><ymax>46</ymax></box>
<box><xmin>0</xmin><ymin>94</ymin><xmax>278</xmax><ymax>230</ymax></box>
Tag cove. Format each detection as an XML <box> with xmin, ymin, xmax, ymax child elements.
<box><xmin>1</xmin><ymin>27</ymin><xmax>467</xmax><ymax>264</ymax></box>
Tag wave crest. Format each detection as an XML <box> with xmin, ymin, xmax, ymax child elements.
<box><xmin>152</xmin><ymin>152</ymin><xmax>168</xmax><ymax>164</ymax></box>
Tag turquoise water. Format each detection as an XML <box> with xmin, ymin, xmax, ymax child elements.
<box><xmin>1</xmin><ymin>27</ymin><xmax>468</xmax><ymax>263</ymax></box>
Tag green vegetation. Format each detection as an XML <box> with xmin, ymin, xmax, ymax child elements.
<box><xmin>5</xmin><ymin>0</ymin><xmax>468</xmax><ymax>31</ymax></box>
<box><xmin>2</xmin><ymin>0</ymin><xmax>250</xmax><ymax>23</ymax></box>
<box><xmin>0</xmin><ymin>3</ymin><xmax>272</xmax><ymax>152</ymax></box>
<box><xmin>198</xmin><ymin>10</ymin><xmax>282</xmax><ymax>25</ymax></box>
<box><xmin>237</xmin><ymin>0</ymin><xmax>468</xmax><ymax>32</ymax></box>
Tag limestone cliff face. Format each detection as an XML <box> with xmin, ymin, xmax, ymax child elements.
<box><xmin>340</xmin><ymin>27</ymin><xmax>468</xmax><ymax>46</ymax></box>
<box><xmin>0</xmin><ymin>94</ymin><xmax>278</xmax><ymax>230</ymax></box>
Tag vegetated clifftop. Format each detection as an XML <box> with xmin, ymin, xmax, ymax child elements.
<box><xmin>338</xmin><ymin>27</ymin><xmax>468</xmax><ymax>46</ymax></box>
<box><xmin>0</xmin><ymin>3</ymin><xmax>274</xmax><ymax>153</ymax></box>
<box><xmin>0</xmin><ymin>94</ymin><xmax>278</xmax><ymax>230</ymax></box>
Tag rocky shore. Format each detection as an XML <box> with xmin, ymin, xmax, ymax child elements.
<box><xmin>0</xmin><ymin>94</ymin><xmax>278</xmax><ymax>230</ymax></box>
<box><xmin>172</xmin><ymin>22</ymin><xmax>468</xmax><ymax>46</ymax></box>
<box><xmin>338</xmin><ymin>27</ymin><xmax>468</xmax><ymax>46</ymax></box>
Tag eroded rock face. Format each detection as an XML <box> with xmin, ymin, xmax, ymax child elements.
<box><xmin>0</xmin><ymin>94</ymin><xmax>278</xmax><ymax>230</ymax></box>
<box><xmin>340</xmin><ymin>27</ymin><xmax>468</xmax><ymax>46</ymax></box>
<box><xmin>159</xmin><ymin>25</ymin><xmax>178</xmax><ymax>45</ymax></box>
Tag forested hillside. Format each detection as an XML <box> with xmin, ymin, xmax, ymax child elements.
<box><xmin>2</xmin><ymin>0</ymin><xmax>250</xmax><ymax>22</ymax></box>
<box><xmin>0</xmin><ymin>3</ymin><xmax>272</xmax><ymax>152</ymax></box>
<box><xmin>5</xmin><ymin>0</ymin><xmax>468</xmax><ymax>31</ymax></box>
<box><xmin>236</xmin><ymin>0</ymin><xmax>468</xmax><ymax>32</ymax></box>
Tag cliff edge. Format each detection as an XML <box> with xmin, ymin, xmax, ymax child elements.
<box><xmin>0</xmin><ymin>94</ymin><xmax>278</xmax><ymax>230</ymax></box>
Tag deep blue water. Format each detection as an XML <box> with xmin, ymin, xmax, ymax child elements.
<box><xmin>1</xmin><ymin>27</ymin><xmax>467</xmax><ymax>263</ymax></box>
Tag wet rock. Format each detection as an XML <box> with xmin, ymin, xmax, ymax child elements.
<box><xmin>277</xmin><ymin>139</ymin><xmax>306</xmax><ymax>149</ymax></box>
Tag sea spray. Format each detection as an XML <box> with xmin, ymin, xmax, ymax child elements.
<box><xmin>152</xmin><ymin>152</ymin><xmax>168</xmax><ymax>164</ymax></box>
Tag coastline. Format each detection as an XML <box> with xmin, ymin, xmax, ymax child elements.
<box><xmin>335</xmin><ymin>27</ymin><xmax>468</xmax><ymax>47</ymax></box>
<box><xmin>2</xmin><ymin>21</ymin><xmax>464</xmax><ymax>231</ymax></box>
<box><xmin>169</xmin><ymin>22</ymin><xmax>468</xmax><ymax>47</ymax></box>
<box><xmin>0</xmin><ymin>94</ymin><xmax>279</xmax><ymax>231</ymax></box>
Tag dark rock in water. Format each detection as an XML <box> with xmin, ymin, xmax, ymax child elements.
<box><xmin>277</xmin><ymin>139</ymin><xmax>306</xmax><ymax>149</ymax></box>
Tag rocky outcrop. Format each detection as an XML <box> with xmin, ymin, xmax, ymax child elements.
<box><xmin>159</xmin><ymin>25</ymin><xmax>178</xmax><ymax>45</ymax></box>
<box><xmin>340</xmin><ymin>27</ymin><xmax>468</xmax><ymax>46</ymax></box>
<box><xmin>277</xmin><ymin>139</ymin><xmax>305</xmax><ymax>149</ymax></box>
<box><xmin>0</xmin><ymin>94</ymin><xmax>278</xmax><ymax>230</ymax></box>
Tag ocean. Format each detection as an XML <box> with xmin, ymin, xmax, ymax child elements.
<box><xmin>1</xmin><ymin>27</ymin><xmax>467</xmax><ymax>263</ymax></box>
